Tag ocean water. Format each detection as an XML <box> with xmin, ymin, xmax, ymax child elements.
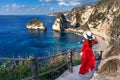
<box><xmin>0</xmin><ymin>15</ymin><xmax>83</xmax><ymax>58</ymax></box>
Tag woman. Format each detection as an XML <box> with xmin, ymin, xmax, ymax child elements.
<box><xmin>79</xmin><ymin>30</ymin><xmax>98</xmax><ymax>75</ymax></box>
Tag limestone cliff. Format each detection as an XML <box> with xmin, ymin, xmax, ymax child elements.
<box><xmin>66</xmin><ymin>0</ymin><xmax>120</xmax><ymax>44</ymax></box>
<box><xmin>52</xmin><ymin>13</ymin><xmax>71</xmax><ymax>32</ymax></box>
<box><xmin>66</xmin><ymin>0</ymin><xmax>120</xmax><ymax>76</ymax></box>
<box><xmin>26</xmin><ymin>19</ymin><xmax>47</xmax><ymax>30</ymax></box>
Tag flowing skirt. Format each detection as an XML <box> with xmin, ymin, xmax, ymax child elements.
<box><xmin>79</xmin><ymin>49</ymin><xmax>96</xmax><ymax>75</ymax></box>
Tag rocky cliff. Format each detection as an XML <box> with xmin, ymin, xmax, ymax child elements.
<box><xmin>26</xmin><ymin>19</ymin><xmax>47</xmax><ymax>30</ymax></box>
<box><xmin>65</xmin><ymin>0</ymin><xmax>120</xmax><ymax>77</ymax></box>
<box><xmin>52</xmin><ymin>13</ymin><xmax>71</xmax><ymax>32</ymax></box>
<box><xmin>66</xmin><ymin>0</ymin><xmax>120</xmax><ymax>44</ymax></box>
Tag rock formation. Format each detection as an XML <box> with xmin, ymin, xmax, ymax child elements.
<box><xmin>52</xmin><ymin>13</ymin><xmax>71</xmax><ymax>32</ymax></box>
<box><xmin>26</xmin><ymin>19</ymin><xmax>47</xmax><ymax>30</ymax></box>
<box><xmin>65</xmin><ymin>0</ymin><xmax>120</xmax><ymax>77</ymax></box>
<box><xmin>66</xmin><ymin>0</ymin><xmax>120</xmax><ymax>44</ymax></box>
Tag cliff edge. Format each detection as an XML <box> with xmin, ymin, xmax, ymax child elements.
<box><xmin>65</xmin><ymin>0</ymin><xmax>120</xmax><ymax>79</ymax></box>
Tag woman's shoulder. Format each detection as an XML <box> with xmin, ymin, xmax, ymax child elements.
<box><xmin>84</xmin><ymin>39</ymin><xmax>88</xmax><ymax>42</ymax></box>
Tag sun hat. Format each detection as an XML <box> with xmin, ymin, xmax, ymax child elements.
<box><xmin>83</xmin><ymin>30</ymin><xmax>95</xmax><ymax>40</ymax></box>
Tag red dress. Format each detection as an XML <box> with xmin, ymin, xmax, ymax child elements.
<box><xmin>79</xmin><ymin>39</ymin><xmax>98</xmax><ymax>75</ymax></box>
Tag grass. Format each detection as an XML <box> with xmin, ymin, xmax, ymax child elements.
<box><xmin>97</xmin><ymin>0</ymin><xmax>110</xmax><ymax>5</ymax></box>
<box><xmin>99</xmin><ymin>59</ymin><xmax>120</xmax><ymax>73</ymax></box>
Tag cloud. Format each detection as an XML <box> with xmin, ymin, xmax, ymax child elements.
<box><xmin>0</xmin><ymin>0</ymin><xmax>99</xmax><ymax>15</ymax></box>
<box><xmin>11</xmin><ymin>3</ymin><xmax>17</xmax><ymax>9</ymax></box>
<box><xmin>39</xmin><ymin>0</ymin><xmax>99</xmax><ymax>6</ymax></box>
<box><xmin>50</xmin><ymin>7</ymin><xmax>54</xmax><ymax>10</ymax></box>
<box><xmin>39</xmin><ymin>0</ymin><xmax>55</xmax><ymax>2</ymax></box>
<box><xmin>1</xmin><ymin>4</ymin><xmax>25</xmax><ymax>9</ymax></box>
<box><xmin>0</xmin><ymin>3</ymin><xmax>27</xmax><ymax>14</ymax></box>
<box><xmin>58</xmin><ymin>1</ymin><xmax>81</xmax><ymax>6</ymax></box>
<box><xmin>39</xmin><ymin>0</ymin><xmax>81</xmax><ymax>6</ymax></box>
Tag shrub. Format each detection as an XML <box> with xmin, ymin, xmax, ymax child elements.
<box><xmin>99</xmin><ymin>59</ymin><xmax>120</xmax><ymax>73</ymax></box>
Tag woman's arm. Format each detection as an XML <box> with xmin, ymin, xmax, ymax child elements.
<box><xmin>92</xmin><ymin>39</ymin><xmax>98</xmax><ymax>44</ymax></box>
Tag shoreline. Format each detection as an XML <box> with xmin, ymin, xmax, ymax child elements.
<box><xmin>65</xmin><ymin>28</ymin><xmax>108</xmax><ymax>51</ymax></box>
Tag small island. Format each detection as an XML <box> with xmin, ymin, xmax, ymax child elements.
<box><xmin>26</xmin><ymin>19</ymin><xmax>47</xmax><ymax>30</ymax></box>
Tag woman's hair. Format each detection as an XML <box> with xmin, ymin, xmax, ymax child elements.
<box><xmin>88</xmin><ymin>40</ymin><xmax>92</xmax><ymax>47</ymax></box>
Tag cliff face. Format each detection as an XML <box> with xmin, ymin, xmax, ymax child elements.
<box><xmin>67</xmin><ymin>0</ymin><xmax>120</xmax><ymax>44</ymax></box>
<box><xmin>52</xmin><ymin>13</ymin><xmax>71</xmax><ymax>32</ymax></box>
<box><xmin>66</xmin><ymin>0</ymin><xmax>120</xmax><ymax>75</ymax></box>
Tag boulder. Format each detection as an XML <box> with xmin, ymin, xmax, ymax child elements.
<box><xmin>26</xmin><ymin>19</ymin><xmax>47</xmax><ymax>30</ymax></box>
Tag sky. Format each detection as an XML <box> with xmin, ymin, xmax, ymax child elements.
<box><xmin>0</xmin><ymin>0</ymin><xmax>99</xmax><ymax>15</ymax></box>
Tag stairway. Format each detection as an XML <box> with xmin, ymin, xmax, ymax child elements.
<box><xmin>56</xmin><ymin>65</ymin><xmax>94</xmax><ymax>80</ymax></box>
<box><xmin>56</xmin><ymin>60</ymin><xmax>101</xmax><ymax>80</ymax></box>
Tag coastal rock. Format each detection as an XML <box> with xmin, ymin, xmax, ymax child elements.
<box><xmin>52</xmin><ymin>13</ymin><xmax>71</xmax><ymax>32</ymax></box>
<box><xmin>26</xmin><ymin>19</ymin><xmax>47</xmax><ymax>30</ymax></box>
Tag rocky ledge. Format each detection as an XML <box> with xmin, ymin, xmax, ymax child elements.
<box><xmin>26</xmin><ymin>19</ymin><xmax>47</xmax><ymax>30</ymax></box>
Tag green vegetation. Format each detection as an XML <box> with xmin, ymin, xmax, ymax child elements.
<box><xmin>0</xmin><ymin>52</ymin><xmax>81</xmax><ymax>80</ymax></box>
<box><xmin>90</xmin><ymin>12</ymin><xmax>105</xmax><ymax>22</ymax></box>
<box><xmin>27</xmin><ymin>18</ymin><xmax>43</xmax><ymax>26</ymax></box>
<box><xmin>97</xmin><ymin>0</ymin><xmax>110</xmax><ymax>5</ymax></box>
<box><xmin>99</xmin><ymin>59</ymin><xmax>120</xmax><ymax>73</ymax></box>
<box><xmin>72</xmin><ymin>54</ymin><xmax>81</xmax><ymax>66</ymax></box>
<box><xmin>96</xmin><ymin>12</ymin><xmax>105</xmax><ymax>20</ymax></box>
<box><xmin>0</xmin><ymin>60</ymin><xmax>31</xmax><ymax>80</ymax></box>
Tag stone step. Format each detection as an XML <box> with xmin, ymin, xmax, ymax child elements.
<box><xmin>56</xmin><ymin>65</ymin><xmax>94</xmax><ymax>80</ymax></box>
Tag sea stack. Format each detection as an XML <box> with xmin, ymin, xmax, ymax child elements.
<box><xmin>26</xmin><ymin>19</ymin><xmax>47</xmax><ymax>30</ymax></box>
<box><xmin>52</xmin><ymin>13</ymin><xmax>71</xmax><ymax>32</ymax></box>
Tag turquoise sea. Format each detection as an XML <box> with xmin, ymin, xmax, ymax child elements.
<box><xmin>0</xmin><ymin>15</ymin><xmax>83</xmax><ymax>58</ymax></box>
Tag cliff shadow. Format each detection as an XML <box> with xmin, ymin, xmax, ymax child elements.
<box><xmin>75</xmin><ymin>23</ymin><xmax>80</xmax><ymax>28</ymax></box>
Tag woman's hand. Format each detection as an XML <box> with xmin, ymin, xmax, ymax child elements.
<box><xmin>80</xmin><ymin>52</ymin><xmax>83</xmax><ymax>56</ymax></box>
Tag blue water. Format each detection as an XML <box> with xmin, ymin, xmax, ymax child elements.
<box><xmin>0</xmin><ymin>15</ymin><xmax>83</xmax><ymax>58</ymax></box>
